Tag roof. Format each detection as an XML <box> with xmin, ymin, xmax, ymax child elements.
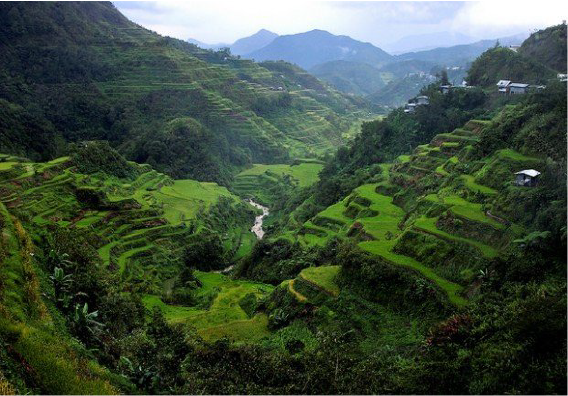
<box><xmin>496</xmin><ymin>80</ymin><xmax>511</xmax><ymax>87</ymax></box>
<box><xmin>416</xmin><ymin>95</ymin><xmax>429</xmax><ymax>99</ymax></box>
<box><xmin>509</xmin><ymin>83</ymin><xmax>529</xmax><ymax>88</ymax></box>
<box><xmin>515</xmin><ymin>169</ymin><xmax>541</xmax><ymax>177</ymax></box>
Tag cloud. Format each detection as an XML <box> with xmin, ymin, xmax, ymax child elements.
<box><xmin>113</xmin><ymin>1</ymin><xmax>562</xmax><ymax>48</ymax></box>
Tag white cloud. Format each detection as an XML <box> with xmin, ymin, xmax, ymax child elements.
<box><xmin>114</xmin><ymin>1</ymin><xmax>564</xmax><ymax>48</ymax></box>
<box><xmin>451</xmin><ymin>1</ymin><xmax>564</xmax><ymax>38</ymax></box>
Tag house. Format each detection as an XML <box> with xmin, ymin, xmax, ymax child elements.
<box><xmin>440</xmin><ymin>85</ymin><xmax>452</xmax><ymax>94</ymax></box>
<box><xmin>496</xmin><ymin>80</ymin><xmax>511</xmax><ymax>93</ymax></box>
<box><xmin>558</xmin><ymin>73</ymin><xmax>567</xmax><ymax>82</ymax></box>
<box><xmin>515</xmin><ymin>169</ymin><xmax>541</xmax><ymax>187</ymax></box>
<box><xmin>508</xmin><ymin>45</ymin><xmax>520</xmax><ymax>52</ymax></box>
<box><xmin>509</xmin><ymin>83</ymin><xmax>529</xmax><ymax>94</ymax></box>
<box><xmin>404</xmin><ymin>103</ymin><xmax>417</xmax><ymax>113</ymax></box>
<box><xmin>416</xmin><ymin>95</ymin><xmax>429</xmax><ymax>105</ymax></box>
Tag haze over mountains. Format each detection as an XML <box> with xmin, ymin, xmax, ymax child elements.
<box><xmin>189</xmin><ymin>28</ymin><xmax>529</xmax><ymax>107</ymax></box>
<box><xmin>188</xmin><ymin>28</ymin><xmax>278</xmax><ymax>55</ymax></box>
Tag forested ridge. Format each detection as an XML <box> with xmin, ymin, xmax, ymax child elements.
<box><xmin>0</xmin><ymin>3</ymin><xmax>566</xmax><ymax>395</ymax></box>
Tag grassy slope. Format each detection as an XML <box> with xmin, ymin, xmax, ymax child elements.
<box><xmin>143</xmin><ymin>271</ymin><xmax>274</xmax><ymax>343</ymax></box>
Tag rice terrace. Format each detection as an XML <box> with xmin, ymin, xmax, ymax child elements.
<box><xmin>0</xmin><ymin>1</ymin><xmax>566</xmax><ymax>395</ymax></box>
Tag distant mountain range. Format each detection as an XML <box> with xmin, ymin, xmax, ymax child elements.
<box><xmin>189</xmin><ymin>28</ymin><xmax>529</xmax><ymax>108</ymax></box>
<box><xmin>188</xmin><ymin>29</ymin><xmax>278</xmax><ymax>55</ymax></box>
<box><xmin>383</xmin><ymin>31</ymin><xmax>478</xmax><ymax>54</ymax></box>
<box><xmin>244</xmin><ymin>29</ymin><xmax>393</xmax><ymax>69</ymax></box>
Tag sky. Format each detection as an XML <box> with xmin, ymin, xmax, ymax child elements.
<box><xmin>114</xmin><ymin>1</ymin><xmax>564</xmax><ymax>51</ymax></box>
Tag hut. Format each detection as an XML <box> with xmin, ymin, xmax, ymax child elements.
<box><xmin>515</xmin><ymin>169</ymin><xmax>541</xmax><ymax>187</ymax></box>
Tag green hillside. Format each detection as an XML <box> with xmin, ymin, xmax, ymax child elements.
<box><xmin>0</xmin><ymin>3</ymin><xmax>566</xmax><ymax>394</ymax></box>
<box><xmin>0</xmin><ymin>2</ymin><xmax>372</xmax><ymax>184</ymax></box>
<box><xmin>467</xmin><ymin>46</ymin><xmax>554</xmax><ymax>87</ymax></box>
<box><xmin>519</xmin><ymin>23</ymin><xmax>567</xmax><ymax>72</ymax></box>
<box><xmin>310</xmin><ymin>60</ymin><xmax>387</xmax><ymax>96</ymax></box>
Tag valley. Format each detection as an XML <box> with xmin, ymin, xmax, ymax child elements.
<box><xmin>0</xmin><ymin>2</ymin><xmax>566</xmax><ymax>395</ymax></box>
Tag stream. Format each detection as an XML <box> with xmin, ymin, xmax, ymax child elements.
<box><xmin>214</xmin><ymin>199</ymin><xmax>269</xmax><ymax>274</ymax></box>
<box><xmin>247</xmin><ymin>198</ymin><xmax>269</xmax><ymax>239</ymax></box>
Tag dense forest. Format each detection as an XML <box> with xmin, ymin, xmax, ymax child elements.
<box><xmin>0</xmin><ymin>3</ymin><xmax>566</xmax><ymax>395</ymax></box>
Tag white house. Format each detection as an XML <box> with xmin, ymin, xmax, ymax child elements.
<box><xmin>515</xmin><ymin>169</ymin><xmax>541</xmax><ymax>187</ymax></box>
<box><xmin>496</xmin><ymin>80</ymin><xmax>511</xmax><ymax>93</ymax></box>
<box><xmin>440</xmin><ymin>85</ymin><xmax>452</xmax><ymax>94</ymax></box>
<box><xmin>509</xmin><ymin>83</ymin><xmax>529</xmax><ymax>94</ymax></box>
<box><xmin>557</xmin><ymin>73</ymin><xmax>567</xmax><ymax>82</ymax></box>
<box><xmin>416</xmin><ymin>95</ymin><xmax>430</xmax><ymax>105</ymax></box>
<box><xmin>404</xmin><ymin>103</ymin><xmax>417</xmax><ymax>113</ymax></box>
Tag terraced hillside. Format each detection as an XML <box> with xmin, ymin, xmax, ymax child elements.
<box><xmin>0</xmin><ymin>202</ymin><xmax>119</xmax><ymax>394</ymax></box>
<box><xmin>232</xmin><ymin>160</ymin><xmax>324</xmax><ymax>205</ymax></box>
<box><xmin>286</xmin><ymin>117</ymin><xmax>538</xmax><ymax>307</ymax></box>
<box><xmin>143</xmin><ymin>271</ymin><xmax>274</xmax><ymax>343</ymax></box>
<box><xmin>0</xmin><ymin>153</ymin><xmax>255</xmax><ymax>293</ymax></box>
<box><xmin>0</xmin><ymin>2</ymin><xmax>375</xmax><ymax>183</ymax></box>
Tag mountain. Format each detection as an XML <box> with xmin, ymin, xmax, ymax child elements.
<box><xmin>396</xmin><ymin>33</ymin><xmax>528</xmax><ymax>66</ymax></box>
<box><xmin>0</xmin><ymin>2</ymin><xmax>370</xmax><ymax>185</ymax></box>
<box><xmin>366</xmin><ymin>72</ymin><xmax>437</xmax><ymax>107</ymax></box>
<box><xmin>309</xmin><ymin>60</ymin><xmax>387</xmax><ymax>96</ymax></box>
<box><xmin>188</xmin><ymin>29</ymin><xmax>278</xmax><ymax>55</ymax></box>
<box><xmin>230</xmin><ymin>29</ymin><xmax>278</xmax><ymax>55</ymax></box>
<box><xmin>186</xmin><ymin>38</ymin><xmax>229</xmax><ymax>50</ymax></box>
<box><xmin>244</xmin><ymin>29</ymin><xmax>393</xmax><ymax>69</ymax></box>
<box><xmin>384</xmin><ymin>31</ymin><xmax>478</xmax><ymax>54</ymax></box>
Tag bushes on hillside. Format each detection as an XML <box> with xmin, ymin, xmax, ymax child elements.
<box><xmin>70</xmin><ymin>140</ymin><xmax>138</xmax><ymax>179</ymax></box>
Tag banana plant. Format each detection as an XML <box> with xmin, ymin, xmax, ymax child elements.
<box><xmin>73</xmin><ymin>302</ymin><xmax>104</xmax><ymax>337</ymax></box>
<box><xmin>50</xmin><ymin>267</ymin><xmax>73</xmax><ymax>308</ymax></box>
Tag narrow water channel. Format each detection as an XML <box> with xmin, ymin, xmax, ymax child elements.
<box><xmin>214</xmin><ymin>199</ymin><xmax>269</xmax><ymax>274</ymax></box>
<box><xmin>247</xmin><ymin>198</ymin><xmax>269</xmax><ymax>239</ymax></box>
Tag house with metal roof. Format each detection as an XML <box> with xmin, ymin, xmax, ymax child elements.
<box><xmin>509</xmin><ymin>83</ymin><xmax>529</xmax><ymax>94</ymax></box>
<box><xmin>416</xmin><ymin>95</ymin><xmax>429</xmax><ymax>105</ymax></box>
<box><xmin>496</xmin><ymin>80</ymin><xmax>511</xmax><ymax>93</ymax></box>
<box><xmin>515</xmin><ymin>169</ymin><xmax>541</xmax><ymax>187</ymax></box>
<box><xmin>404</xmin><ymin>103</ymin><xmax>417</xmax><ymax>113</ymax></box>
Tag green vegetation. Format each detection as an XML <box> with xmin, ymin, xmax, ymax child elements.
<box><xmin>143</xmin><ymin>271</ymin><xmax>274</xmax><ymax>343</ymax></box>
<box><xmin>0</xmin><ymin>2</ymin><xmax>374</xmax><ymax>184</ymax></box>
<box><xmin>0</xmin><ymin>7</ymin><xmax>565</xmax><ymax>395</ymax></box>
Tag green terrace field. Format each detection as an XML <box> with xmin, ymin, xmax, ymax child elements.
<box><xmin>232</xmin><ymin>160</ymin><xmax>324</xmax><ymax>205</ymax></box>
<box><xmin>0</xmin><ymin>156</ymin><xmax>255</xmax><ymax>291</ymax></box>
<box><xmin>143</xmin><ymin>271</ymin><xmax>274</xmax><ymax>343</ymax></box>
<box><xmin>286</xmin><ymin>119</ymin><xmax>532</xmax><ymax>308</ymax></box>
<box><xmin>281</xmin><ymin>265</ymin><xmax>341</xmax><ymax>304</ymax></box>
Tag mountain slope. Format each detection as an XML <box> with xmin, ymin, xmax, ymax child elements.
<box><xmin>467</xmin><ymin>46</ymin><xmax>555</xmax><ymax>87</ymax></box>
<box><xmin>230</xmin><ymin>29</ymin><xmax>278</xmax><ymax>56</ymax></box>
<box><xmin>0</xmin><ymin>2</ymin><xmax>369</xmax><ymax>185</ymax></box>
<box><xmin>518</xmin><ymin>23</ymin><xmax>567</xmax><ymax>72</ymax></box>
<box><xmin>395</xmin><ymin>33</ymin><xmax>527</xmax><ymax>66</ymax></box>
<box><xmin>309</xmin><ymin>60</ymin><xmax>387</xmax><ymax>96</ymax></box>
<box><xmin>385</xmin><ymin>31</ymin><xmax>478</xmax><ymax>54</ymax></box>
<box><xmin>245</xmin><ymin>29</ymin><xmax>393</xmax><ymax>69</ymax></box>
